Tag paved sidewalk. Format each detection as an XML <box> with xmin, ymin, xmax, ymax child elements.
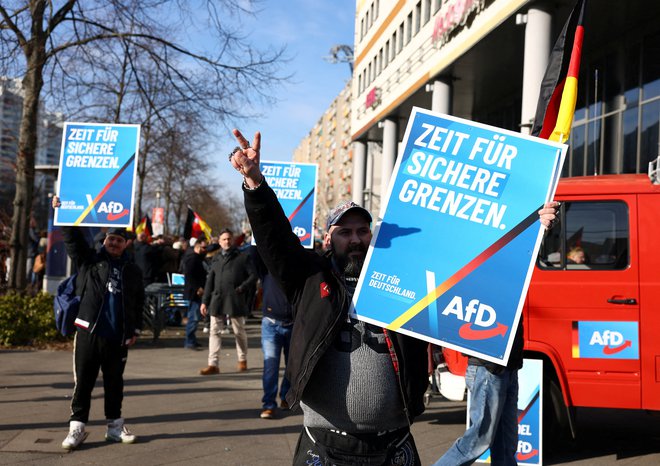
<box><xmin>1</xmin><ymin>316</ymin><xmax>659</xmax><ymax>465</ymax></box>
<box><xmin>0</xmin><ymin>317</ymin><xmax>464</xmax><ymax>465</ymax></box>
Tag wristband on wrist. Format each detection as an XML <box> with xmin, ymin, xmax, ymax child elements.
<box><xmin>243</xmin><ymin>175</ymin><xmax>264</xmax><ymax>191</ymax></box>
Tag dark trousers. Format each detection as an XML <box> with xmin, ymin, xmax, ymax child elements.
<box><xmin>70</xmin><ymin>331</ymin><xmax>128</xmax><ymax>423</ymax></box>
<box><xmin>293</xmin><ymin>426</ymin><xmax>421</xmax><ymax>466</ymax></box>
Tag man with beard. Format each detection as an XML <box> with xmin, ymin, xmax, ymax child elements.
<box><xmin>229</xmin><ymin>129</ymin><xmax>559</xmax><ymax>465</ymax></box>
<box><xmin>229</xmin><ymin>130</ymin><xmax>428</xmax><ymax>466</ymax></box>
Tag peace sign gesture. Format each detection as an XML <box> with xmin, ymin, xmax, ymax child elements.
<box><xmin>229</xmin><ymin>129</ymin><xmax>262</xmax><ymax>189</ymax></box>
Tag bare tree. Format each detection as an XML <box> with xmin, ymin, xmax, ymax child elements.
<box><xmin>145</xmin><ymin>120</ymin><xmax>242</xmax><ymax>236</ymax></box>
<box><xmin>0</xmin><ymin>0</ymin><xmax>286</xmax><ymax>290</ymax></box>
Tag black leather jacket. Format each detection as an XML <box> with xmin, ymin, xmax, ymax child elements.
<box><xmin>62</xmin><ymin>227</ymin><xmax>144</xmax><ymax>342</ymax></box>
<box><xmin>244</xmin><ymin>181</ymin><xmax>429</xmax><ymax>421</ymax></box>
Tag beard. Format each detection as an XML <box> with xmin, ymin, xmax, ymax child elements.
<box><xmin>334</xmin><ymin>243</ymin><xmax>367</xmax><ymax>279</ymax></box>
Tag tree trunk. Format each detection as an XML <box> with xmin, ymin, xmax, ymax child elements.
<box><xmin>8</xmin><ymin>45</ymin><xmax>45</xmax><ymax>290</ymax></box>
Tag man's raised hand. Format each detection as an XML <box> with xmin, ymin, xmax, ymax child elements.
<box><xmin>230</xmin><ymin>129</ymin><xmax>262</xmax><ymax>188</ymax></box>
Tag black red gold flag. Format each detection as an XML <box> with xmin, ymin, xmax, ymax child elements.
<box><xmin>531</xmin><ymin>0</ymin><xmax>587</xmax><ymax>143</ymax></box>
<box><xmin>183</xmin><ymin>207</ymin><xmax>212</xmax><ymax>241</ymax></box>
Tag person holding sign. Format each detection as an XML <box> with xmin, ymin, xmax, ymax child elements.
<box><xmin>230</xmin><ymin>130</ymin><xmax>429</xmax><ymax>465</ymax></box>
<box><xmin>229</xmin><ymin>129</ymin><xmax>559</xmax><ymax>465</ymax></box>
<box><xmin>433</xmin><ymin>225</ymin><xmax>559</xmax><ymax>466</ymax></box>
<box><xmin>52</xmin><ymin>196</ymin><xmax>144</xmax><ymax>450</ymax></box>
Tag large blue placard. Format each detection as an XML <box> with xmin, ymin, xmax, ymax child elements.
<box><xmin>54</xmin><ymin>122</ymin><xmax>140</xmax><ymax>227</ymax></box>
<box><xmin>352</xmin><ymin>108</ymin><xmax>566</xmax><ymax>364</ymax></box>
<box><xmin>261</xmin><ymin>160</ymin><xmax>318</xmax><ymax>249</ymax></box>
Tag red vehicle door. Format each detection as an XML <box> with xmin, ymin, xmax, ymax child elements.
<box><xmin>527</xmin><ymin>194</ymin><xmax>641</xmax><ymax>409</ymax></box>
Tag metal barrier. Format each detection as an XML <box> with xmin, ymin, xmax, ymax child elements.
<box><xmin>143</xmin><ymin>282</ymin><xmax>189</xmax><ymax>340</ymax></box>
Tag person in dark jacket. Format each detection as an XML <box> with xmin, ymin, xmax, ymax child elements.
<box><xmin>132</xmin><ymin>232</ymin><xmax>162</xmax><ymax>287</ymax></box>
<box><xmin>182</xmin><ymin>238</ymin><xmax>208</xmax><ymax>350</ymax></box>
<box><xmin>52</xmin><ymin>196</ymin><xmax>144</xmax><ymax>451</ymax></box>
<box><xmin>252</xmin><ymin>247</ymin><xmax>294</xmax><ymax>420</ymax></box>
<box><xmin>200</xmin><ymin>228</ymin><xmax>257</xmax><ymax>374</ymax></box>
<box><xmin>229</xmin><ymin>130</ymin><xmax>430</xmax><ymax>466</ymax></box>
<box><xmin>434</xmin><ymin>217</ymin><xmax>559</xmax><ymax>466</ymax></box>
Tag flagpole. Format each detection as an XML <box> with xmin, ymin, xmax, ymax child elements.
<box><xmin>592</xmin><ymin>68</ymin><xmax>599</xmax><ymax>176</ymax></box>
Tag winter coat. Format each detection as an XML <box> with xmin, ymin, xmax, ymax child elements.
<box><xmin>202</xmin><ymin>248</ymin><xmax>257</xmax><ymax>318</ymax></box>
<box><xmin>183</xmin><ymin>250</ymin><xmax>208</xmax><ymax>303</ymax></box>
<box><xmin>244</xmin><ymin>181</ymin><xmax>429</xmax><ymax>420</ymax></box>
<box><xmin>62</xmin><ymin>227</ymin><xmax>144</xmax><ymax>342</ymax></box>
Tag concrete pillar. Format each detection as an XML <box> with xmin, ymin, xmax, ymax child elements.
<box><xmin>352</xmin><ymin>140</ymin><xmax>367</xmax><ymax>205</ymax></box>
<box><xmin>431</xmin><ymin>79</ymin><xmax>452</xmax><ymax>114</ymax></box>
<box><xmin>520</xmin><ymin>4</ymin><xmax>552</xmax><ymax>135</ymax></box>
<box><xmin>380</xmin><ymin>118</ymin><xmax>398</xmax><ymax>209</ymax></box>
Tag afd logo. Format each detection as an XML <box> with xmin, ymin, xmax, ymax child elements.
<box><xmin>577</xmin><ymin>321</ymin><xmax>639</xmax><ymax>359</ymax></box>
<box><xmin>442</xmin><ymin>296</ymin><xmax>508</xmax><ymax>340</ymax></box>
<box><xmin>589</xmin><ymin>330</ymin><xmax>632</xmax><ymax>355</ymax></box>
<box><xmin>98</xmin><ymin>201</ymin><xmax>129</xmax><ymax>221</ymax></box>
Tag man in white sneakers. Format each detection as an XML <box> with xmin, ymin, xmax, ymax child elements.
<box><xmin>53</xmin><ymin>196</ymin><xmax>144</xmax><ymax>450</ymax></box>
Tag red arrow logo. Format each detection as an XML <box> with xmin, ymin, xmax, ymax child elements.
<box><xmin>107</xmin><ymin>209</ymin><xmax>129</xmax><ymax>221</ymax></box>
<box><xmin>458</xmin><ymin>322</ymin><xmax>508</xmax><ymax>340</ymax></box>
<box><xmin>517</xmin><ymin>449</ymin><xmax>539</xmax><ymax>461</ymax></box>
<box><xmin>602</xmin><ymin>340</ymin><xmax>631</xmax><ymax>355</ymax></box>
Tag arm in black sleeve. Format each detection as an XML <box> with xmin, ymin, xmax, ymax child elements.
<box><xmin>61</xmin><ymin>226</ymin><xmax>93</xmax><ymax>268</ymax></box>
<box><xmin>243</xmin><ymin>181</ymin><xmax>318</xmax><ymax>300</ymax></box>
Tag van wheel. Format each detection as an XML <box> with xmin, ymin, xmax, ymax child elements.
<box><xmin>543</xmin><ymin>376</ymin><xmax>573</xmax><ymax>450</ymax></box>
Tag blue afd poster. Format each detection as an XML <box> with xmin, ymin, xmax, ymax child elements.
<box><xmin>54</xmin><ymin>122</ymin><xmax>140</xmax><ymax>227</ymax></box>
<box><xmin>352</xmin><ymin>108</ymin><xmax>566</xmax><ymax>364</ymax></box>
<box><xmin>261</xmin><ymin>160</ymin><xmax>318</xmax><ymax>249</ymax></box>
<box><xmin>476</xmin><ymin>359</ymin><xmax>543</xmax><ymax>465</ymax></box>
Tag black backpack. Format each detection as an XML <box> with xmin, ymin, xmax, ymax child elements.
<box><xmin>54</xmin><ymin>274</ymin><xmax>84</xmax><ymax>336</ymax></box>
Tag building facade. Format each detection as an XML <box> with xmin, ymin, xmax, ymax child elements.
<box><xmin>0</xmin><ymin>77</ymin><xmax>63</xmax><ymax>227</ymax></box>
<box><xmin>351</xmin><ymin>0</ymin><xmax>660</xmax><ymax>214</ymax></box>
<box><xmin>293</xmin><ymin>83</ymin><xmax>355</xmax><ymax>239</ymax></box>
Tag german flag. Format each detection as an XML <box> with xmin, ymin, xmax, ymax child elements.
<box><xmin>531</xmin><ymin>0</ymin><xmax>587</xmax><ymax>143</ymax></box>
<box><xmin>135</xmin><ymin>215</ymin><xmax>153</xmax><ymax>243</ymax></box>
<box><xmin>183</xmin><ymin>207</ymin><xmax>212</xmax><ymax>241</ymax></box>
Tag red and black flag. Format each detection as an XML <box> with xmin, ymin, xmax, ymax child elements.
<box><xmin>531</xmin><ymin>0</ymin><xmax>587</xmax><ymax>143</ymax></box>
<box><xmin>183</xmin><ymin>207</ymin><xmax>212</xmax><ymax>241</ymax></box>
<box><xmin>134</xmin><ymin>215</ymin><xmax>153</xmax><ymax>243</ymax></box>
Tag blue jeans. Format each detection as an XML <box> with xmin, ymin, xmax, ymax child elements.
<box><xmin>261</xmin><ymin>318</ymin><xmax>292</xmax><ymax>409</ymax></box>
<box><xmin>184</xmin><ymin>301</ymin><xmax>200</xmax><ymax>347</ymax></box>
<box><xmin>433</xmin><ymin>364</ymin><xmax>519</xmax><ymax>466</ymax></box>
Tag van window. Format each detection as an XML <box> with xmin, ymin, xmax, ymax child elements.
<box><xmin>538</xmin><ymin>201</ymin><xmax>629</xmax><ymax>270</ymax></box>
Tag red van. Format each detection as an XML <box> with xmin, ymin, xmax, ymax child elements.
<box><xmin>443</xmin><ymin>174</ymin><xmax>660</xmax><ymax>440</ymax></box>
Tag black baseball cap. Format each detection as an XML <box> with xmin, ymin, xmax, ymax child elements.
<box><xmin>326</xmin><ymin>201</ymin><xmax>372</xmax><ymax>231</ymax></box>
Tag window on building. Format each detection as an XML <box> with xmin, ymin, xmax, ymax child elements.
<box><xmin>406</xmin><ymin>13</ymin><xmax>413</xmax><ymax>45</ymax></box>
<box><xmin>569</xmin><ymin>30</ymin><xmax>660</xmax><ymax>177</ymax></box>
<box><xmin>360</xmin><ymin>18</ymin><xmax>365</xmax><ymax>40</ymax></box>
<box><xmin>378</xmin><ymin>48</ymin><xmax>384</xmax><ymax>75</ymax></box>
<box><xmin>398</xmin><ymin>23</ymin><xmax>404</xmax><ymax>52</ymax></box>
<box><xmin>538</xmin><ymin>201</ymin><xmax>629</xmax><ymax>271</ymax></box>
<box><xmin>384</xmin><ymin>40</ymin><xmax>390</xmax><ymax>68</ymax></box>
<box><xmin>434</xmin><ymin>0</ymin><xmax>442</xmax><ymax>14</ymax></box>
<box><xmin>424</xmin><ymin>0</ymin><xmax>432</xmax><ymax>25</ymax></box>
<box><xmin>391</xmin><ymin>31</ymin><xmax>398</xmax><ymax>60</ymax></box>
<box><xmin>415</xmin><ymin>2</ymin><xmax>422</xmax><ymax>36</ymax></box>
